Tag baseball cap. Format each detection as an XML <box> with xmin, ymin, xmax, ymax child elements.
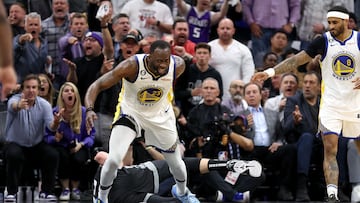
<box><xmin>122</xmin><ymin>33</ymin><xmax>139</xmax><ymax>44</ymax></box>
<box><xmin>85</xmin><ymin>31</ymin><xmax>104</xmax><ymax>48</ymax></box>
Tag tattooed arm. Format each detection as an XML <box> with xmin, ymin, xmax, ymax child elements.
<box><xmin>252</xmin><ymin>50</ymin><xmax>313</xmax><ymax>83</ymax></box>
<box><xmin>274</xmin><ymin>50</ymin><xmax>313</xmax><ymax>75</ymax></box>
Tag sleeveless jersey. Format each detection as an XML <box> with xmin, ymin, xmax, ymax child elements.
<box><xmin>186</xmin><ymin>7</ymin><xmax>211</xmax><ymax>43</ymax></box>
<box><xmin>320</xmin><ymin>31</ymin><xmax>360</xmax><ymax>121</ymax></box>
<box><xmin>114</xmin><ymin>54</ymin><xmax>178</xmax><ymax>149</ymax></box>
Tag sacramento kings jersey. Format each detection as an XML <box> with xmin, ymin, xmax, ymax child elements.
<box><xmin>187</xmin><ymin>7</ymin><xmax>211</xmax><ymax>43</ymax></box>
<box><xmin>320</xmin><ymin>31</ymin><xmax>360</xmax><ymax>121</ymax></box>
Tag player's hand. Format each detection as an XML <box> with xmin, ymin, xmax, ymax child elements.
<box><xmin>352</xmin><ymin>77</ymin><xmax>360</xmax><ymax>89</ymax></box>
<box><xmin>251</xmin><ymin>72</ymin><xmax>269</xmax><ymax>84</ymax></box>
<box><xmin>86</xmin><ymin>110</ymin><xmax>98</xmax><ymax>135</ymax></box>
<box><xmin>0</xmin><ymin>65</ymin><xmax>17</xmax><ymax>101</ymax></box>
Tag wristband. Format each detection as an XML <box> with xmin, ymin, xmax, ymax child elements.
<box><xmin>86</xmin><ymin>106</ymin><xmax>94</xmax><ymax>113</ymax></box>
<box><xmin>156</xmin><ymin>20</ymin><xmax>160</xmax><ymax>26</ymax></box>
<box><xmin>101</xmin><ymin>23</ymin><xmax>108</xmax><ymax>29</ymax></box>
<box><xmin>264</xmin><ymin>68</ymin><xmax>275</xmax><ymax>78</ymax></box>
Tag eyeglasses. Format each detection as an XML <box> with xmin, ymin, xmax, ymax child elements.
<box><xmin>84</xmin><ymin>37</ymin><xmax>97</xmax><ymax>42</ymax></box>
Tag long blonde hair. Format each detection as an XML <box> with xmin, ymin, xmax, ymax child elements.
<box><xmin>57</xmin><ymin>82</ymin><xmax>82</xmax><ymax>134</ymax></box>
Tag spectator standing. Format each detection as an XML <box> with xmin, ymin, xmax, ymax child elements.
<box><xmin>170</xmin><ymin>18</ymin><xmax>196</xmax><ymax>60</ymax></box>
<box><xmin>42</xmin><ymin>0</ymin><xmax>70</xmax><ymax>90</ymax></box>
<box><xmin>242</xmin><ymin>0</ymin><xmax>300</xmax><ymax>56</ymax></box>
<box><xmin>175</xmin><ymin>43</ymin><xmax>223</xmax><ymax>117</ymax></box>
<box><xmin>44</xmin><ymin>82</ymin><xmax>95</xmax><ymax>201</ymax></box>
<box><xmin>3</xmin><ymin>74</ymin><xmax>62</xmax><ymax>201</ymax></box>
<box><xmin>121</xmin><ymin>0</ymin><xmax>173</xmax><ymax>39</ymax></box>
<box><xmin>65</xmin><ymin>11</ymin><xmax>114</xmax><ymax>110</ymax></box>
<box><xmin>208</xmin><ymin>18</ymin><xmax>255</xmax><ymax>101</ymax></box>
<box><xmin>112</xmin><ymin>13</ymin><xmax>131</xmax><ymax>59</ymax></box>
<box><xmin>58</xmin><ymin>12</ymin><xmax>89</xmax><ymax>82</ymax></box>
<box><xmin>254</xmin><ymin>30</ymin><xmax>289</xmax><ymax>69</ymax></box>
<box><xmin>7</xmin><ymin>2</ymin><xmax>26</xmax><ymax>37</ymax></box>
<box><xmin>176</xmin><ymin>0</ymin><xmax>229</xmax><ymax>43</ymax></box>
<box><xmin>296</xmin><ymin>0</ymin><xmax>348</xmax><ymax>50</ymax></box>
<box><xmin>13</xmin><ymin>12</ymin><xmax>48</xmax><ymax>83</ymax></box>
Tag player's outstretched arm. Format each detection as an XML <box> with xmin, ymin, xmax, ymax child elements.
<box><xmin>252</xmin><ymin>50</ymin><xmax>312</xmax><ymax>83</ymax></box>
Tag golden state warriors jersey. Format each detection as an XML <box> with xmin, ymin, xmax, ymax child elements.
<box><xmin>114</xmin><ymin>54</ymin><xmax>178</xmax><ymax>149</ymax></box>
<box><xmin>320</xmin><ymin>31</ymin><xmax>360</xmax><ymax>121</ymax></box>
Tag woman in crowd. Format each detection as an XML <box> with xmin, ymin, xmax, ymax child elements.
<box><xmin>44</xmin><ymin>82</ymin><xmax>95</xmax><ymax>200</ymax></box>
<box><xmin>38</xmin><ymin>73</ymin><xmax>57</xmax><ymax>106</ymax></box>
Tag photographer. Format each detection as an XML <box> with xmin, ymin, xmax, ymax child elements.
<box><xmin>178</xmin><ymin>77</ymin><xmax>264</xmax><ymax>202</ymax></box>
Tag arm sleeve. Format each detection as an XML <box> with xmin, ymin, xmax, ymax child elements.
<box><xmin>305</xmin><ymin>36</ymin><xmax>326</xmax><ymax>58</ymax></box>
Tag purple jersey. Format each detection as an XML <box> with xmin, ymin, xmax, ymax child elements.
<box><xmin>186</xmin><ymin>7</ymin><xmax>211</xmax><ymax>43</ymax></box>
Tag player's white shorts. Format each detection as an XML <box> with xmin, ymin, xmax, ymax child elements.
<box><xmin>115</xmin><ymin>105</ymin><xmax>178</xmax><ymax>151</ymax></box>
<box><xmin>319</xmin><ymin>108</ymin><xmax>360</xmax><ymax>138</ymax></box>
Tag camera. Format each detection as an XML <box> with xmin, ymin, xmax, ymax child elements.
<box><xmin>202</xmin><ymin>113</ymin><xmax>234</xmax><ymax>145</ymax></box>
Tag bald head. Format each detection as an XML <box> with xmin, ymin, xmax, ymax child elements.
<box><xmin>217</xmin><ymin>18</ymin><xmax>235</xmax><ymax>43</ymax></box>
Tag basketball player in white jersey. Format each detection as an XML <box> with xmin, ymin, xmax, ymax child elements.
<box><xmin>0</xmin><ymin>0</ymin><xmax>17</xmax><ymax>100</ymax></box>
<box><xmin>252</xmin><ymin>6</ymin><xmax>360</xmax><ymax>203</ymax></box>
<box><xmin>84</xmin><ymin>40</ymin><xmax>199</xmax><ymax>203</ymax></box>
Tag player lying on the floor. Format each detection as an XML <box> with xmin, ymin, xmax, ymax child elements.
<box><xmin>93</xmin><ymin>146</ymin><xmax>262</xmax><ymax>203</ymax></box>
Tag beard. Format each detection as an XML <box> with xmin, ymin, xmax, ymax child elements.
<box><xmin>232</xmin><ymin>94</ymin><xmax>242</xmax><ymax>101</ymax></box>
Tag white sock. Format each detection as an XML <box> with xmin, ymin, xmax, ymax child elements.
<box><xmin>98</xmin><ymin>186</ymin><xmax>111</xmax><ymax>203</ymax></box>
<box><xmin>327</xmin><ymin>184</ymin><xmax>338</xmax><ymax>198</ymax></box>
<box><xmin>175</xmin><ymin>180</ymin><xmax>187</xmax><ymax>196</ymax></box>
<box><xmin>216</xmin><ymin>191</ymin><xmax>224</xmax><ymax>202</ymax></box>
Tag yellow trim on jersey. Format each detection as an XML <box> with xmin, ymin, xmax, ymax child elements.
<box><xmin>113</xmin><ymin>79</ymin><xmax>126</xmax><ymax>124</ymax></box>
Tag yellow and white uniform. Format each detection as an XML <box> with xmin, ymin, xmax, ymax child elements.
<box><xmin>114</xmin><ymin>54</ymin><xmax>177</xmax><ymax>150</ymax></box>
<box><xmin>319</xmin><ymin>31</ymin><xmax>360</xmax><ymax>138</ymax></box>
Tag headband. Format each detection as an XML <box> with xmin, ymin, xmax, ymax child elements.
<box><xmin>327</xmin><ymin>11</ymin><xmax>349</xmax><ymax>19</ymax></box>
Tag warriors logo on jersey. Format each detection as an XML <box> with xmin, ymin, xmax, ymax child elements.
<box><xmin>331</xmin><ymin>52</ymin><xmax>357</xmax><ymax>80</ymax></box>
<box><xmin>137</xmin><ymin>86</ymin><xmax>164</xmax><ymax>105</ymax></box>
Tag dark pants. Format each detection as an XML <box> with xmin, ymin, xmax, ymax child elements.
<box><xmin>4</xmin><ymin>142</ymin><xmax>59</xmax><ymax>195</ymax></box>
<box><xmin>297</xmin><ymin>133</ymin><xmax>322</xmax><ymax>175</ymax></box>
<box><xmin>247</xmin><ymin>144</ymin><xmax>297</xmax><ymax>187</ymax></box>
<box><xmin>55</xmin><ymin>146</ymin><xmax>89</xmax><ymax>180</ymax></box>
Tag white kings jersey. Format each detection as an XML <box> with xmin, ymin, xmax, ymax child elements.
<box><xmin>320</xmin><ymin>31</ymin><xmax>360</xmax><ymax>122</ymax></box>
